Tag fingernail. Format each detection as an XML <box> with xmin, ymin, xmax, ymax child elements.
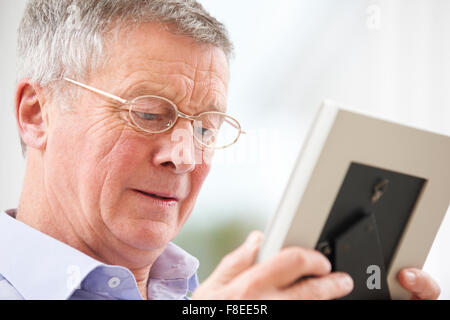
<box><xmin>246</xmin><ymin>231</ymin><xmax>263</xmax><ymax>248</ymax></box>
<box><xmin>404</xmin><ymin>271</ymin><xmax>416</xmax><ymax>285</ymax></box>
<box><xmin>325</xmin><ymin>260</ymin><xmax>332</xmax><ymax>272</ymax></box>
<box><xmin>340</xmin><ymin>274</ymin><xmax>353</xmax><ymax>290</ymax></box>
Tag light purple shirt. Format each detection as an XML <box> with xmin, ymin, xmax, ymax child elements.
<box><xmin>0</xmin><ymin>209</ymin><xmax>199</xmax><ymax>300</ymax></box>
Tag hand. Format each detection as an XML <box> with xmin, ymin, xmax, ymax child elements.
<box><xmin>192</xmin><ymin>231</ymin><xmax>353</xmax><ymax>300</ymax></box>
<box><xmin>398</xmin><ymin>268</ymin><xmax>440</xmax><ymax>300</ymax></box>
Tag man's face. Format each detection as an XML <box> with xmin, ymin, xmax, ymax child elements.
<box><xmin>43</xmin><ymin>23</ymin><xmax>229</xmax><ymax>260</ymax></box>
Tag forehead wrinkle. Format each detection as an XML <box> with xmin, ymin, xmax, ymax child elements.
<box><xmin>118</xmin><ymin>40</ymin><xmax>229</xmax><ymax>84</ymax></box>
<box><xmin>122</xmin><ymin>61</ymin><xmax>228</xmax><ymax>92</ymax></box>
<box><xmin>115</xmin><ymin>73</ymin><xmax>192</xmax><ymax>110</ymax></box>
<box><xmin>136</xmin><ymin>59</ymin><xmax>227</xmax><ymax>82</ymax></box>
<box><xmin>115</xmin><ymin>57</ymin><xmax>223</xmax><ymax>91</ymax></box>
<box><xmin>103</xmin><ymin>35</ymin><xmax>229</xmax><ymax>114</ymax></box>
<box><xmin>175</xmin><ymin>49</ymin><xmax>228</xmax><ymax>114</ymax></box>
<box><xmin>177</xmin><ymin>77</ymin><xmax>227</xmax><ymax>114</ymax></box>
<box><xmin>104</xmin><ymin>22</ymin><xmax>229</xmax><ymax>92</ymax></box>
<box><xmin>114</xmin><ymin>65</ymin><xmax>227</xmax><ymax>114</ymax></box>
<box><xmin>114</xmin><ymin>75</ymin><xmax>225</xmax><ymax>115</ymax></box>
<box><xmin>117</xmin><ymin>44</ymin><xmax>228</xmax><ymax>83</ymax></box>
<box><xmin>118</xmin><ymin>79</ymin><xmax>172</xmax><ymax>101</ymax></box>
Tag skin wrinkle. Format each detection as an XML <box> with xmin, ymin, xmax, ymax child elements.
<box><xmin>206</xmin><ymin>49</ymin><xmax>216</xmax><ymax>112</ymax></box>
<box><xmin>89</xmin><ymin>138</ymin><xmax>130</xmax><ymax>263</ymax></box>
<box><xmin>60</xmin><ymin>123</ymin><xmax>111</xmax><ymax>262</ymax></box>
<box><xmin>114</xmin><ymin>68</ymin><xmax>226</xmax><ymax>115</ymax></box>
<box><xmin>43</xmin><ymin>157</ymin><xmax>101</xmax><ymax>261</ymax></box>
<box><xmin>176</xmin><ymin>50</ymin><xmax>226</xmax><ymax>114</ymax></box>
<box><xmin>84</xmin><ymin>114</ymin><xmax>124</xmax><ymax>139</ymax></box>
<box><xmin>126</xmin><ymin>59</ymin><xmax>227</xmax><ymax>81</ymax></box>
<box><xmin>186</xmin><ymin>52</ymin><xmax>200</xmax><ymax>117</ymax></box>
<box><xmin>41</xmin><ymin>104</ymin><xmax>78</xmax><ymax>229</ymax></box>
<box><xmin>120</xmin><ymin>80</ymin><xmax>173</xmax><ymax>103</ymax></box>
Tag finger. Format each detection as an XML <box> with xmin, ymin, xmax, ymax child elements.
<box><xmin>207</xmin><ymin>231</ymin><xmax>264</xmax><ymax>284</ymax></box>
<box><xmin>283</xmin><ymin>272</ymin><xmax>354</xmax><ymax>300</ymax></box>
<box><xmin>238</xmin><ymin>246</ymin><xmax>332</xmax><ymax>289</ymax></box>
<box><xmin>398</xmin><ymin>268</ymin><xmax>440</xmax><ymax>300</ymax></box>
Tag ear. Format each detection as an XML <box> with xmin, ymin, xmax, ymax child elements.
<box><xmin>15</xmin><ymin>79</ymin><xmax>50</xmax><ymax>151</ymax></box>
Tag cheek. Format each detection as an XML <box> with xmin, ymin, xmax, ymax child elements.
<box><xmin>186</xmin><ymin>150</ymin><xmax>214</xmax><ymax>206</ymax></box>
<box><xmin>52</xmin><ymin>109</ymin><xmax>144</xmax><ymax>215</ymax></box>
<box><xmin>43</xmin><ymin>114</ymin><xmax>88</xmax><ymax>201</ymax></box>
<box><xmin>192</xmin><ymin>162</ymin><xmax>212</xmax><ymax>189</ymax></box>
<box><xmin>176</xmin><ymin>161</ymin><xmax>212</xmax><ymax>229</ymax></box>
<box><xmin>78</xmin><ymin>131</ymin><xmax>146</xmax><ymax>205</ymax></box>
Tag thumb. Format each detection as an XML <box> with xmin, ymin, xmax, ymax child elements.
<box><xmin>208</xmin><ymin>230</ymin><xmax>264</xmax><ymax>285</ymax></box>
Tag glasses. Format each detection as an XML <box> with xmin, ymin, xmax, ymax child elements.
<box><xmin>64</xmin><ymin>78</ymin><xmax>245</xmax><ymax>149</ymax></box>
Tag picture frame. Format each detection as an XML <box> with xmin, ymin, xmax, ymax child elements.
<box><xmin>258</xmin><ymin>100</ymin><xmax>450</xmax><ymax>299</ymax></box>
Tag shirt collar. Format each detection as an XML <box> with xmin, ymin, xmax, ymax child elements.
<box><xmin>0</xmin><ymin>210</ymin><xmax>199</xmax><ymax>300</ymax></box>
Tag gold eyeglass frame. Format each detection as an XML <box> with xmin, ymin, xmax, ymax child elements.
<box><xmin>64</xmin><ymin>77</ymin><xmax>246</xmax><ymax>150</ymax></box>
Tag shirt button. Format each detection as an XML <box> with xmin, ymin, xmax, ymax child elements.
<box><xmin>108</xmin><ymin>277</ymin><xmax>121</xmax><ymax>289</ymax></box>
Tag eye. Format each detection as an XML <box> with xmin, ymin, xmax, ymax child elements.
<box><xmin>135</xmin><ymin>112</ymin><xmax>159</xmax><ymax>121</ymax></box>
<box><xmin>195</xmin><ymin>127</ymin><xmax>215</xmax><ymax>137</ymax></box>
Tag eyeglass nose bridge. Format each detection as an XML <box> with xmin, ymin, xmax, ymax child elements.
<box><xmin>168</xmin><ymin>112</ymin><xmax>208</xmax><ymax>150</ymax></box>
<box><xmin>176</xmin><ymin>112</ymin><xmax>199</xmax><ymax>121</ymax></box>
<box><xmin>173</xmin><ymin>112</ymin><xmax>203</xmax><ymax>132</ymax></box>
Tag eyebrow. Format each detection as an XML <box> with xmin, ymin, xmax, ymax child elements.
<box><xmin>120</xmin><ymin>84</ymin><xmax>225</xmax><ymax>114</ymax></box>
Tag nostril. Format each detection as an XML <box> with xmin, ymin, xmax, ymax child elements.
<box><xmin>161</xmin><ymin>161</ymin><xmax>176</xmax><ymax>169</ymax></box>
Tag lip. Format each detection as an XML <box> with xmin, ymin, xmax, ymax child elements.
<box><xmin>133</xmin><ymin>189</ymin><xmax>180</xmax><ymax>202</ymax></box>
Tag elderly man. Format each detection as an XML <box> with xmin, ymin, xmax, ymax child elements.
<box><xmin>0</xmin><ymin>0</ymin><xmax>441</xmax><ymax>300</ymax></box>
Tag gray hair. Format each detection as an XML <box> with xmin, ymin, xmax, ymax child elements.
<box><xmin>17</xmin><ymin>0</ymin><xmax>233</xmax><ymax>155</ymax></box>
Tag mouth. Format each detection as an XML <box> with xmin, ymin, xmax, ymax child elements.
<box><xmin>133</xmin><ymin>189</ymin><xmax>179</xmax><ymax>202</ymax></box>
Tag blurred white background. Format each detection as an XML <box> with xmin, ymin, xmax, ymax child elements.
<box><xmin>0</xmin><ymin>0</ymin><xmax>449</xmax><ymax>298</ymax></box>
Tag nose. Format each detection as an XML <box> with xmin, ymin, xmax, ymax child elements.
<box><xmin>152</xmin><ymin>119</ymin><xmax>197</xmax><ymax>175</ymax></box>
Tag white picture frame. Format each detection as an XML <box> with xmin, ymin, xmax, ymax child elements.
<box><xmin>258</xmin><ymin>100</ymin><xmax>450</xmax><ymax>299</ymax></box>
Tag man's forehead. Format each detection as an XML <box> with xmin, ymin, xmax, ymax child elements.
<box><xmin>109</xmin><ymin>22</ymin><xmax>229</xmax><ymax>79</ymax></box>
<box><xmin>100</xmin><ymin>22</ymin><xmax>229</xmax><ymax>113</ymax></box>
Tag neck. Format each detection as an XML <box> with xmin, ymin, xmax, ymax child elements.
<box><xmin>16</xmin><ymin>150</ymin><xmax>158</xmax><ymax>300</ymax></box>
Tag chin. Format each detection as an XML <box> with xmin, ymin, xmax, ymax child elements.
<box><xmin>115</xmin><ymin>219</ymin><xmax>175</xmax><ymax>251</ymax></box>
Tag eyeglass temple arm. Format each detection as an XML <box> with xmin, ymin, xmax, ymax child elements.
<box><xmin>65</xmin><ymin>77</ymin><xmax>247</xmax><ymax>135</ymax></box>
<box><xmin>224</xmin><ymin>118</ymin><xmax>246</xmax><ymax>134</ymax></box>
<box><xmin>64</xmin><ymin>78</ymin><xmax>128</xmax><ymax>105</ymax></box>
